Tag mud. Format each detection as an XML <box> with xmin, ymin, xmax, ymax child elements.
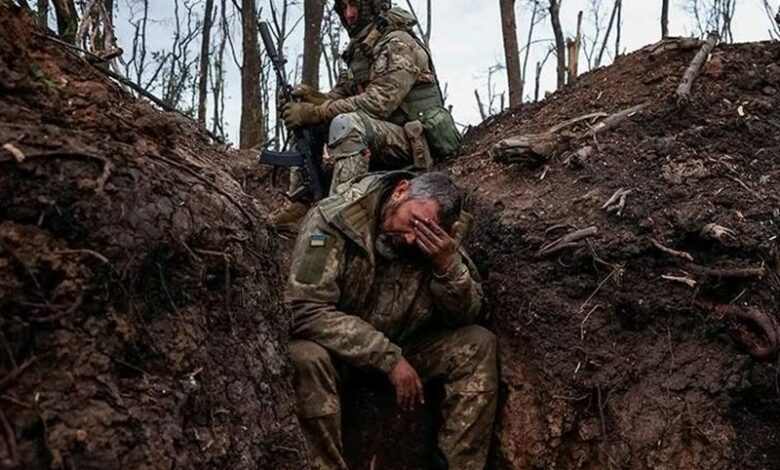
<box><xmin>0</xmin><ymin>5</ymin><xmax>305</xmax><ymax>469</ymax></box>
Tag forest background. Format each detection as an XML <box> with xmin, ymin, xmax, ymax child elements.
<box><xmin>27</xmin><ymin>0</ymin><xmax>780</xmax><ymax>148</ymax></box>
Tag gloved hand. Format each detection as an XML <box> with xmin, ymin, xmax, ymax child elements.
<box><xmin>282</xmin><ymin>102</ymin><xmax>324</xmax><ymax>130</ymax></box>
<box><xmin>278</xmin><ymin>84</ymin><xmax>329</xmax><ymax>108</ymax></box>
<box><xmin>291</xmin><ymin>84</ymin><xmax>329</xmax><ymax>106</ymax></box>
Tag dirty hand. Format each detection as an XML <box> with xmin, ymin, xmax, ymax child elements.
<box><xmin>282</xmin><ymin>102</ymin><xmax>322</xmax><ymax>130</ymax></box>
<box><xmin>291</xmin><ymin>84</ymin><xmax>329</xmax><ymax>106</ymax></box>
<box><xmin>388</xmin><ymin>356</ymin><xmax>424</xmax><ymax>411</ymax></box>
<box><xmin>413</xmin><ymin>217</ymin><xmax>458</xmax><ymax>275</ymax></box>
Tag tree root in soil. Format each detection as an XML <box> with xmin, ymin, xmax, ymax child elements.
<box><xmin>602</xmin><ymin>188</ymin><xmax>632</xmax><ymax>216</ymax></box>
<box><xmin>537</xmin><ymin>226</ymin><xmax>598</xmax><ymax>258</ymax></box>
<box><xmin>492</xmin><ymin>104</ymin><xmax>649</xmax><ymax>164</ymax></box>
<box><xmin>676</xmin><ymin>31</ymin><xmax>719</xmax><ymax>105</ymax></box>
<box><xmin>651</xmin><ymin>239</ymin><xmax>695</xmax><ymax>262</ymax></box>
<box><xmin>715</xmin><ymin>305</ymin><xmax>780</xmax><ymax>360</ymax></box>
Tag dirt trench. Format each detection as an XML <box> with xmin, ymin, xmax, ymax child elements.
<box><xmin>3</xmin><ymin>2</ymin><xmax>780</xmax><ymax>469</ymax></box>
<box><xmin>451</xmin><ymin>39</ymin><xmax>780</xmax><ymax>469</ymax></box>
<box><xmin>0</xmin><ymin>5</ymin><xmax>305</xmax><ymax>469</ymax></box>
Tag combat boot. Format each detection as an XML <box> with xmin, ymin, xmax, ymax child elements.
<box><xmin>270</xmin><ymin>201</ymin><xmax>310</xmax><ymax>232</ymax></box>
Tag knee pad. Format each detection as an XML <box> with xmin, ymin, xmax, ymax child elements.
<box><xmin>328</xmin><ymin>113</ymin><xmax>364</xmax><ymax>147</ymax></box>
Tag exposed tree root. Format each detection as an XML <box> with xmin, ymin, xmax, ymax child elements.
<box><xmin>716</xmin><ymin>305</ymin><xmax>779</xmax><ymax>360</ymax></box>
<box><xmin>651</xmin><ymin>239</ymin><xmax>695</xmax><ymax>262</ymax></box>
<box><xmin>537</xmin><ymin>226</ymin><xmax>598</xmax><ymax>257</ymax></box>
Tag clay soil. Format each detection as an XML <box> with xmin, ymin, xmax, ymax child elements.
<box><xmin>0</xmin><ymin>4</ymin><xmax>305</xmax><ymax>469</ymax></box>
<box><xmin>2</xmin><ymin>2</ymin><xmax>780</xmax><ymax>469</ymax></box>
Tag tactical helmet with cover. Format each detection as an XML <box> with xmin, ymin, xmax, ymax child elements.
<box><xmin>334</xmin><ymin>0</ymin><xmax>392</xmax><ymax>36</ymax></box>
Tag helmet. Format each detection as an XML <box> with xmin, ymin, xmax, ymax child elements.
<box><xmin>334</xmin><ymin>0</ymin><xmax>392</xmax><ymax>36</ymax></box>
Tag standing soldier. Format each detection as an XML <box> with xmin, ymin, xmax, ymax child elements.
<box><xmin>286</xmin><ymin>171</ymin><xmax>498</xmax><ymax>469</ymax></box>
<box><xmin>272</xmin><ymin>0</ymin><xmax>461</xmax><ymax>230</ymax></box>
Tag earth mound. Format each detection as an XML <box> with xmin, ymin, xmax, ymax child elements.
<box><xmin>453</xmin><ymin>38</ymin><xmax>780</xmax><ymax>468</ymax></box>
<box><xmin>0</xmin><ymin>5</ymin><xmax>305</xmax><ymax>469</ymax></box>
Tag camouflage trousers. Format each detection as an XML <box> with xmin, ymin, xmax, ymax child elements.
<box><xmin>289</xmin><ymin>325</ymin><xmax>498</xmax><ymax>470</ymax></box>
<box><xmin>290</xmin><ymin>112</ymin><xmax>413</xmax><ymax>196</ymax></box>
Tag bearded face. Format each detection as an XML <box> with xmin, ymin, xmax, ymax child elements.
<box><xmin>335</xmin><ymin>0</ymin><xmax>391</xmax><ymax>36</ymax></box>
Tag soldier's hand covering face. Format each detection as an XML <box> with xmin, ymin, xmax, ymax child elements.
<box><xmin>413</xmin><ymin>217</ymin><xmax>458</xmax><ymax>275</ymax></box>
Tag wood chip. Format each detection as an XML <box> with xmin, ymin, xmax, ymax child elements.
<box><xmin>2</xmin><ymin>143</ymin><xmax>26</xmax><ymax>163</ymax></box>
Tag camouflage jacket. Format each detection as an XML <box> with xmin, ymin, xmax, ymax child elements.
<box><xmin>285</xmin><ymin>172</ymin><xmax>484</xmax><ymax>374</ymax></box>
<box><xmin>321</xmin><ymin>8</ymin><xmax>441</xmax><ymax>125</ymax></box>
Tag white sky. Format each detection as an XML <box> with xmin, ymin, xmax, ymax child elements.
<box><xmin>113</xmin><ymin>0</ymin><xmax>779</xmax><ymax>145</ymax></box>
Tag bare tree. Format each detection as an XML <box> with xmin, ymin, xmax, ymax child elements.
<box><xmin>762</xmin><ymin>0</ymin><xmax>780</xmax><ymax>39</ymax></box>
<box><xmin>197</xmin><ymin>0</ymin><xmax>215</xmax><ymax>124</ymax></box>
<box><xmin>520</xmin><ymin>0</ymin><xmax>541</xmax><ymax>98</ymax></box>
<box><xmin>566</xmin><ymin>11</ymin><xmax>582</xmax><ymax>83</ymax></box>
<box><xmin>319</xmin><ymin>6</ymin><xmax>344</xmax><ymax>90</ymax></box>
<box><xmin>37</xmin><ymin>0</ymin><xmax>48</xmax><ymax>27</ymax></box>
<box><xmin>405</xmin><ymin>0</ymin><xmax>432</xmax><ymax>46</ymax></box>
<box><xmin>614</xmin><ymin>0</ymin><xmax>622</xmax><ymax>57</ymax></box>
<box><xmin>688</xmin><ymin>0</ymin><xmax>737</xmax><ymax>43</ymax></box>
<box><xmin>211</xmin><ymin>0</ymin><xmax>228</xmax><ymax>138</ymax></box>
<box><xmin>535</xmin><ymin>46</ymin><xmax>555</xmax><ymax>101</ymax></box>
<box><xmin>52</xmin><ymin>0</ymin><xmax>79</xmax><ymax>43</ymax></box>
<box><xmin>500</xmin><ymin>0</ymin><xmax>523</xmax><ymax>107</ymax></box>
<box><xmin>661</xmin><ymin>0</ymin><xmax>670</xmax><ymax>38</ymax></box>
<box><xmin>474</xmin><ymin>63</ymin><xmax>506</xmax><ymax>118</ymax></box>
<box><xmin>596</xmin><ymin>0</ymin><xmax>619</xmax><ymax>67</ymax></box>
<box><xmin>302</xmin><ymin>0</ymin><xmax>326</xmax><ymax>88</ymax></box>
<box><xmin>240</xmin><ymin>0</ymin><xmax>264</xmax><ymax>149</ymax></box>
<box><xmin>548</xmin><ymin>0</ymin><xmax>566</xmax><ymax>89</ymax></box>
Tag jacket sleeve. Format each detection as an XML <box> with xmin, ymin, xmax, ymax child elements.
<box><xmin>318</xmin><ymin>31</ymin><xmax>421</xmax><ymax>121</ymax></box>
<box><xmin>429</xmin><ymin>249</ymin><xmax>484</xmax><ymax>328</ymax></box>
<box><xmin>285</xmin><ymin>209</ymin><xmax>402</xmax><ymax>374</ymax></box>
<box><xmin>327</xmin><ymin>70</ymin><xmax>353</xmax><ymax>100</ymax></box>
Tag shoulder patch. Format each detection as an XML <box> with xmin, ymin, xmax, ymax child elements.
<box><xmin>296</xmin><ymin>234</ymin><xmax>335</xmax><ymax>285</ymax></box>
<box><xmin>310</xmin><ymin>234</ymin><xmax>327</xmax><ymax>247</ymax></box>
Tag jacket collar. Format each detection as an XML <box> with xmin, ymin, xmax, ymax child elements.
<box><xmin>318</xmin><ymin>171</ymin><xmax>416</xmax><ymax>254</ymax></box>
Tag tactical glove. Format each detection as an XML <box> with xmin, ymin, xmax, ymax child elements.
<box><xmin>282</xmin><ymin>102</ymin><xmax>325</xmax><ymax>130</ymax></box>
<box><xmin>291</xmin><ymin>84</ymin><xmax>329</xmax><ymax>106</ymax></box>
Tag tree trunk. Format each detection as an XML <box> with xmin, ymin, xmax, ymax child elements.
<box><xmin>302</xmin><ymin>0</ymin><xmax>326</xmax><ymax>89</ymax></box>
<box><xmin>499</xmin><ymin>0</ymin><xmax>523</xmax><ymax>107</ymax></box>
<box><xmin>549</xmin><ymin>0</ymin><xmax>566</xmax><ymax>89</ymax></box>
<box><xmin>239</xmin><ymin>0</ymin><xmax>264</xmax><ymax>149</ymax></box>
<box><xmin>197</xmin><ymin>0</ymin><xmax>215</xmax><ymax>125</ymax></box>
<box><xmin>615</xmin><ymin>0</ymin><xmax>622</xmax><ymax>58</ymax></box>
<box><xmin>566</xmin><ymin>11</ymin><xmax>582</xmax><ymax>84</ymax></box>
<box><xmin>661</xmin><ymin>0</ymin><xmax>670</xmax><ymax>38</ymax></box>
<box><xmin>596</xmin><ymin>0</ymin><xmax>619</xmax><ymax>67</ymax></box>
<box><xmin>51</xmin><ymin>0</ymin><xmax>78</xmax><ymax>43</ymax></box>
<box><xmin>37</xmin><ymin>0</ymin><xmax>48</xmax><ymax>27</ymax></box>
<box><xmin>520</xmin><ymin>0</ymin><xmax>539</xmax><ymax>96</ymax></box>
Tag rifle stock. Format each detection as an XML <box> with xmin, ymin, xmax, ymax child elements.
<box><xmin>257</xmin><ymin>21</ymin><xmax>326</xmax><ymax>203</ymax></box>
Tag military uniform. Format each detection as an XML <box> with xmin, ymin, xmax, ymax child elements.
<box><xmin>286</xmin><ymin>172</ymin><xmax>498</xmax><ymax>469</ymax></box>
<box><xmin>287</xmin><ymin>7</ymin><xmax>444</xmax><ymax>197</ymax></box>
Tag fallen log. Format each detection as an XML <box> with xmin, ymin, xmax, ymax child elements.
<box><xmin>493</xmin><ymin>103</ymin><xmax>649</xmax><ymax>164</ymax></box>
<box><xmin>646</xmin><ymin>37</ymin><xmax>704</xmax><ymax>57</ymax></box>
<box><xmin>675</xmin><ymin>32</ymin><xmax>719</xmax><ymax>104</ymax></box>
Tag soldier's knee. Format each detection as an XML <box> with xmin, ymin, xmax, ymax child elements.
<box><xmin>460</xmin><ymin>325</ymin><xmax>497</xmax><ymax>360</ymax></box>
<box><xmin>328</xmin><ymin>112</ymin><xmax>364</xmax><ymax>146</ymax></box>
<box><xmin>289</xmin><ymin>340</ymin><xmax>333</xmax><ymax>374</ymax></box>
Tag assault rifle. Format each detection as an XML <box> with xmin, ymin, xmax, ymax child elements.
<box><xmin>258</xmin><ymin>21</ymin><xmax>325</xmax><ymax>202</ymax></box>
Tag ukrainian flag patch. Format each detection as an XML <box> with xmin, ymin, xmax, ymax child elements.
<box><xmin>310</xmin><ymin>234</ymin><xmax>327</xmax><ymax>247</ymax></box>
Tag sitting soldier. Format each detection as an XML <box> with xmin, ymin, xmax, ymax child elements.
<box><xmin>273</xmin><ymin>0</ymin><xmax>460</xmax><ymax>230</ymax></box>
<box><xmin>286</xmin><ymin>171</ymin><xmax>498</xmax><ymax>469</ymax></box>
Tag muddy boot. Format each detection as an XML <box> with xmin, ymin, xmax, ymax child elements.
<box><xmin>270</xmin><ymin>201</ymin><xmax>310</xmax><ymax>232</ymax></box>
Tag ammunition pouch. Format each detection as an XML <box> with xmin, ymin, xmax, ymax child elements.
<box><xmin>403</xmin><ymin>120</ymin><xmax>433</xmax><ymax>170</ymax></box>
